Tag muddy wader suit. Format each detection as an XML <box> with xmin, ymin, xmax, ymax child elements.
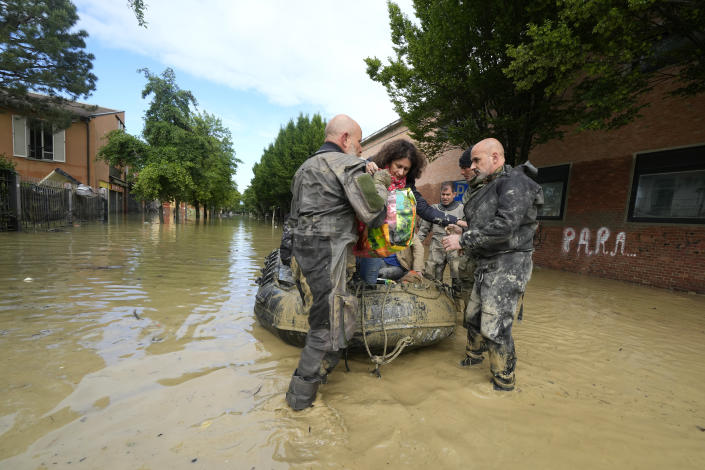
<box><xmin>459</xmin><ymin>163</ymin><xmax>543</xmax><ymax>391</ymax></box>
<box><xmin>286</xmin><ymin>142</ymin><xmax>389</xmax><ymax>410</ymax></box>
<box><xmin>417</xmin><ymin>200</ymin><xmax>465</xmax><ymax>295</ymax></box>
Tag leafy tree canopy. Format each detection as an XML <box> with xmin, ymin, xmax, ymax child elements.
<box><xmin>248</xmin><ymin>113</ymin><xmax>326</xmax><ymax>214</ymax></box>
<box><xmin>99</xmin><ymin>68</ymin><xmax>239</xmax><ymax>217</ymax></box>
<box><xmin>505</xmin><ymin>0</ymin><xmax>705</xmax><ymax>131</ymax></box>
<box><xmin>97</xmin><ymin>129</ymin><xmax>148</xmax><ymax>173</ymax></box>
<box><xmin>0</xmin><ymin>0</ymin><xmax>97</xmax><ymax>128</ymax></box>
<box><xmin>127</xmin><ymin>0</ymin><xmax>147</xmax><ymax>27</ymax></box>
<box><xmin>366</xmin><ymin>0</ymin><xmax>563</xmax><ymax>164</ymax></box>
<box><xmin>140</xmin><ymin>67</ymin><xmax>197</xmax><ymax>146</ymax></box>
<box><xmin>189</xmin><ymin>111</ymin><xmax>240</xmax><ymax>210</ymax></box>
<box><xmin>367</xmin><ymin>0</ymin><xmax>705</xmax><ymax>164</ymax></box>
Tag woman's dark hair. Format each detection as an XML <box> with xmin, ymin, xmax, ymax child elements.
<box><xmin>371</xmin><ymin>139</ymin><xmax>427</xmax><ymax>183</ymax></box>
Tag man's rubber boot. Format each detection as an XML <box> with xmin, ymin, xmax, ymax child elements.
<box><xmin>491</xmin><ymin>373</ymin><xmax>515</xmax><ymax>392</ymax></box>
<box><xmin>285</xmin><ymin>374</ymin><xmax>320</xmax><ymax>411</ymax></box>
<box><xmin>460</xmin><ymin>353</ymin><xmax>485</xmax><ymax>367</ymax></box>
<box><xmin>460</xmin><ymin>341</ymin><xmax>486</xmax><ymax>367</ymax></box>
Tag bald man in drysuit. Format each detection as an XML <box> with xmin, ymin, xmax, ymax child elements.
<box><xmin>443</xmin><ymin>138</ymin><xmax>543</xmax><ymax>391</ymax></box>
<box><xmin>285</xmin><ymin>114</ymin><xmax>391</xmax><ymax>410</ymax></box>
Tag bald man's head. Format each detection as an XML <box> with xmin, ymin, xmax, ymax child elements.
<box><xmin>325</xmin><ymin>114</ymin><xmax>363</xmax><ymax>157</ymax></box>
<box><xmin>469</xmin><ymin>137</ymin><xmax>506</xmax><ymax>180</ymax></box>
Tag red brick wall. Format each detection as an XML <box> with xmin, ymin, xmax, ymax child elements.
<box><xmin>533</xmin><ymin>156</ymin><xmax>705</xmax><ymax>292</ymax></box>
<box><xmin>529</xmin><ymin>82</ymin><xmax>705</xmax><ymax>293</ymax></box>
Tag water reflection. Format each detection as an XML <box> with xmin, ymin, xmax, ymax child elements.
<box><xmin>1</xmin><ymin>216</ymin><xmax>704</xmax><ymax>469</ymax></box>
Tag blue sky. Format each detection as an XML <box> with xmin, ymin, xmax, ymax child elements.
<box><xmin>73</xmin><ymin>1</ymin><xmax>415</xmax><ymax>191</ymax></box>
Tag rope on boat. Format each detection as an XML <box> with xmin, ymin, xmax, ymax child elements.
<box><xmin>357</xmin><ymin>282</ymin><xmax>412</xmax><ymax>378</ymax></box>
<box><xmin>398</xmin><ymin>278</ymin><xmax>447</xmax><ymax>300</ymax></box>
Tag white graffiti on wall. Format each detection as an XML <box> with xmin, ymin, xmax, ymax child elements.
<box><xmin>562</xmin><ymin>227</ymin><xmax>637</xmax><ymax>257</ymax></box>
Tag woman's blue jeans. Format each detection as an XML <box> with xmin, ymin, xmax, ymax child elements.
<box><xmin>357</xmin><ymin>257</ymin><xmax>405</xmax><ymax>285</ymax></box>
<box><xmin>357</xmin><ymin>257</ymin><xmax>384</xmax><ymax>285</ymax></box>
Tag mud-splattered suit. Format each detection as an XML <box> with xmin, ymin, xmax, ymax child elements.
<box><xmin>285</xmin><ymin>142</ymin><xmax>388</xmax><ymax>410</ymax></box>
<box><xmin>418</xmin><ymin>201</ymin><xmax>465</xmax><ymax>291</ymax></box>
<box><xmin>460</xmin><ymin>163</ymin><xmax>543</xmax><ymax>390</ymax></box>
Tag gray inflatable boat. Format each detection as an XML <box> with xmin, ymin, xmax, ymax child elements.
<box><xmin>254</xmin><ymin>249</ymin><xmax>457</xmax><ymax>357</ymax></box>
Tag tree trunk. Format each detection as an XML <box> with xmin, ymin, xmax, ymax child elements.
<box><xmin>203</xmin><ymin>204</ymin><xmax>208</xmax><ymax>221</ymax></box>
<box><xmin>158</xmin><ymin>203</ymin><xmax>164</xmax><ymax>224</ymax></box>
<box><xmin>174</xmin><ymin>200</ymin><xmax>180</xmax><ymax>223</ymax></box>
<box><xmin>194</xmin><ymin>202</ymin><xmax>200</xmax><ymax>221</ymax></box>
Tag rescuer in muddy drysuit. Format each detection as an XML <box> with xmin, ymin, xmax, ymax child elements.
<box><xmin>453</xmin><ymin>151</ymin><xmax>492</xmax><ymax>309</ymax></box>
<box><xmin>285</xmin><ymin>114</ymin><xmax>391</xmax><ymax>411</ymax></box>
<box><xmin>443</xmin><ymin>138</ymin><xmax>543</xmax><ymax>391</ymax></box>
<box><xmin>417</xmin><ymin>182</ymin><xmax>465</xmax><ymax>296</ymax></box>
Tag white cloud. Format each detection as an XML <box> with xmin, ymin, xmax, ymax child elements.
<box><xmin>75</xmin><ymin>0</ymin><xmax>416</xmax><ymax>137</ymax></box>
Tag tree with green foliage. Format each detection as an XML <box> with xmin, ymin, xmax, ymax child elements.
<box><xmin>97</xmin><ymin>129</ymin><xmax>148</xmax><ymax>176</ymax></box>
<box><xmin>131</xmin><ymin>157</ymin><xmax>194</xmax><ymax>212</ymax></box>
<box><xmin>98</xmin><ymin>68</ymin><xmax>238</xmax><ymax>223</ymax></box>
<box><xmin>366</xmin><ymin>0</ymin><xmax>565</xmax><ymax>165</ymax></box>
<box><xmin>367</xmin><ymin>0</ymin><xmax>705</xmax><ymax>165</ymax></box>
<box><xmin>128</xmin><ymin>0</ymin><xmax>147</xmax><ymax>27</ymax></box>
<box><xmin>241</xmin><ymin>186</ymin><xmax>262</xmax><ymax>215</ymax></box>
<box><xmin>504</xmin><ymin>0</ymin><xmax>705</xmax><ymax>131</ymax></box>
<box><xmin>0</xmin><ymin>153</ymin><xmax>16</xmax><ymax>171</ymax></box>
<box><xmin>137</xmin><ymin>68</ymin><xmax>199</xmax><ymax>222</ymax></box>
<box><xmin>189</xmin><ymin>111</ymin><xmax>240</xmax><ymax>219</ymax></box>
<box><xmin>0</xmin><ymin>0</ymin><xmax>97</xmax><ymax>129</ymax></box>
<box><xmin>248</xmin><ymin>114</ymin><xmax>326</xmax><ymax>217</ymax></box>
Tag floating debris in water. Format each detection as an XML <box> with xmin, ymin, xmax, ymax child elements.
<box><xmin>23</xmin><ymin>277</ymin><xmax>33</xmax><ymax>282</ymax></box>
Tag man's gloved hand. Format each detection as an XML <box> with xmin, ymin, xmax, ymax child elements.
<box><xmin>372</xmin><ymin>169</ymin><xmax>391</xmax><ymax>188</ymax></box>
<box><xmin>401</xmin><ymin>270</ymin><xmax>424</xmax><ymax>283</ymax></box>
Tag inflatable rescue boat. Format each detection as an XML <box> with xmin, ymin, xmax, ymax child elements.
<box><xmin>254</xmin><ymin>249</ymin><xmax>458</xmax><ymax>359</ymax></box>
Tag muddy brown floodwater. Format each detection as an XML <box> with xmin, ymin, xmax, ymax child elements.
<box><xmin>0</xmin><ymin>216</ymin><xmax>704</xmax><ymax>469</ymax></box>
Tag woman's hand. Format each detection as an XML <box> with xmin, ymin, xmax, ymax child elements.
<box><xmin>456</xmin><ymin>220</ymin><xmax>468</xmax><ymax>228</ymax></box>
<box><xmin>366</xmin><ymin>161</ymin><xmax>379</xmax><ymax>174</ymax></box>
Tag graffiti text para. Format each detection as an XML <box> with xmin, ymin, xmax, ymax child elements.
<box><xmin>562</xmin><ymin>227</ymin><xmax>637</xmax><ymax>257</ymax></box>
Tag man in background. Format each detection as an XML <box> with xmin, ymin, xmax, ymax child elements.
<box><xmin>417</xmin><ymin>181</ymin><xmax>465</xmax><ymax>297</ymax></box>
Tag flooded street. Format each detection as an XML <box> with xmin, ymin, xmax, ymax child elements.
<box><xmin>1</xmin><ymin>216</ymin><xmax>704</xmax><ymax>469</ymax></box>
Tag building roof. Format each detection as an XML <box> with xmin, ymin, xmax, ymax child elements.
<box><xmin>361</xmin><ymin>118</ymin><xmax>403</xmax><ymax>146</ymax></box>
<box><xmin>0</xmin><ymin>90</ymin><xmax>123</xmax><ymax>119</ymax></box>
<box><xmin>38</xmin><ymin>168</ymin><xmax>82</xmax><ymax>186</ymax></box>
<box><xmin>26</xmin><ymin>93</ymin><xmax>123</xmax><ymax>118</ymax></box>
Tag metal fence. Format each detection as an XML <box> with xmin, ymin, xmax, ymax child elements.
<box><xmin>72</xmin><ymin>191</ymin><xmax>104</xmax><ymax>223</ymax></box>
<box><xmin>0</xmin><ymin>169</ymin><xmax>16</xmax><ymax>231</ymax></box>
<box><xmin>0</xmin><ymin>171</ymin><xmax>105</xmax><ymax>232</ymax></box>
<box><xmin>19</xmin><ymin>178</ymin><xmax>69</xmax><ymax>231</ymax></box>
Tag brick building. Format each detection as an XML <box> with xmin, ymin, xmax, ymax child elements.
<box><xmin>1</xmin><ymin>94</ymin><xmax>129</xmax><ymax>214</ymax></box>
<box><xmin>361</xmin><ymin>83</ymin><xmax>705</xmax><ymax>293</ymax></box>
